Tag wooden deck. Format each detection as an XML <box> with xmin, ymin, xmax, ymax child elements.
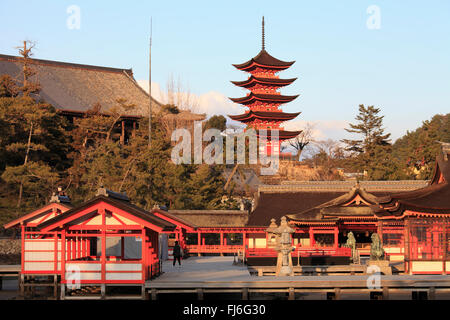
<box><xmin>145</xmin><ymin>257</ymin><xmax>450</xmax><ymax>300</ymax></box>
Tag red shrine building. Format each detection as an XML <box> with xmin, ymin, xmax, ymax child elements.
<box><xmin>229</xmin><ymin>17</ymin><xmax>302</xmax><ymax>154</ymax></box>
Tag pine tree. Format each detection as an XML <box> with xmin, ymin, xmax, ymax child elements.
<box><xmin>341</xmin><ymin>105</ymin><xmax>404</xmax><ymax>180</ymax></box>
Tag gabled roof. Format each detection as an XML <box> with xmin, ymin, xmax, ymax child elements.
<box><xmin>232</xmin><ymin>49</ymin><xmax>295</xmax><ymax>71</ymax></box>
<box><xmin>228</xmin><ymin>110</ymin><xmax>301</xmax><ymax>123</ymax></box>
<box><xmin>151</xmin><ymin>208</ymin><xmax>198</xmax><ymax>231</ymax></box>
<box><xmin>0</xmin><ymin>54</ymin><xmax>161</xmax><ymax>116</ymax></box>
<box><xmin>373</xmin><ymin>148</ymin><xmax>450</xmax><ymax>216</ymax></box>
<box><xmin>168</xmin><ymin>210</ymin><xmax>249</xmax><ymax>227</ymax></box>
<box><xmin>231</xmin><ymin>76</ymin><xmax>297</xmax><ymax>88</ymax></box>
<box><xmin>229</xmin><ymin>92</ymin><xmax>299</xmax><ymax>105</ymax></box>
<box><xmin>37</xmin><ymin>195</ymin><xmax>176</xmax><ymax>232</ymax></box>
<box><xmin>287</xmin><ymin>185</ymin><xmax>379</xmax><ymax>222</ymax></box>
<box><xmin>4</xmin><ymin>202</ymin><xmax>72</xmax><ymax>229</ymax></box>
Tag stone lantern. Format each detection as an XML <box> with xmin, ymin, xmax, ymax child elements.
<box><xmin>265</xmin><ymin>218</ymin><xmax>279</xmax><ymax>249</ymax></box>
<box><xmin>273</xmin><ymin>216</ymin><xmax>295</xmax><ymax>276</ymax></box>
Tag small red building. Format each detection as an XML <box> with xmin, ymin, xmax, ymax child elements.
<box><xmin>4</xmin><ymin>188</ymin><xmax>176</xmax><ymax>297</ymax></box>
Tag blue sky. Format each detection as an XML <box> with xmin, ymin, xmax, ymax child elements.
<box><xmin>1</xmin><ymin>0</ymin><xmax>449</xmax><ymax>142</ymax></box>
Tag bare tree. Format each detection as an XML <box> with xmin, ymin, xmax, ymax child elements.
<box><xmin>165</xmin><ymin>73</ymin><xmax>199</xmax><ymax>112</ymax></box>
<box><xmin>288</xmin><ymin>122</ymin><xmax>315</xmax><ymax>160</ymax></box>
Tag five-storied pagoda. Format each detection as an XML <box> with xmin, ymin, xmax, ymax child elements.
<box><xmin>229</xmin><ymin>17</ymin><xmax>302</xmax><ymax>154</ymax></box>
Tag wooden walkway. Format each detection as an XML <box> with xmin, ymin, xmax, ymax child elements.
<box><xmin>145</xmin><ymin>257</ymin><xmax>450</xmax><ymax>300</ymax></box>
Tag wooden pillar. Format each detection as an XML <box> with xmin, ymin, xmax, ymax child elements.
<box><xmin>141</xmin><ymin>229</ymin><xmax>147</xmax><ymax>280</ymax></box>
<box><xmin>310</xmin><ymin>228</ymin><xmax>315</xmax><ymax>247</ymax></box>
<box><xmin>197</xmin><ymin>288</ymin><xmax>204</xmax><ymax>300</ymax></box>
<box><xmin>242</xmin><ymin>288</ymin><xmax>248</xmax><ymax>300</ymax></box>
<box><xmin>334</xmin><ymin>227</ymin><xmax>339</xmax><ymax>249</ymax></box>
<box><xmin>132</xmin><ymin>121</ymin><xmax>136</xmax><ymax>138</ymax></box>
<box><xmin>334</xmin><ymin>287</ymin><xmax>341</xmax><ymax>300</ymax></box>
<box><xmin>288</xmin><ymin>287</ymin><xmax>295</xmax><ymax>300</ymax></box>
<box><xmin>101</xmin><ymin>209</ymin><xmax>106</xmax><ymax>283</ymax></box>
<box><xmin>220</xmin><ymin>232</ymin><xmax>224</xmax><ymax>256</ymax></box>
<box><xmin>120</xmin><ymin>120</ymin><xmax>125</xmax><ymax>145</ymax></box>
<box><xmin>54</xmin><ymin>232</ymin><xmax>58</xmax><ymax>272</ymax></box>
<box><xmin>21</xmin><ymin>225</ymin><xmax>25</xmax><ymax>273</ymax></box>
<box><xmin>383</xmin><ymin>287</ymin><xmax>389</xmax><ymax>300</ymax></box>
<box><xmin>61</xmin><ymin>230</ymin><xmax>66</xmax><ymax>283</ymax></box>
<box><xmin>444</xmin><ymin>225</ymin><xmax>447</xmax><ymax>275</ymax></box>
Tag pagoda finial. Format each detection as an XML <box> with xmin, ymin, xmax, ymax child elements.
<box><xmin>262</xmin><ymin>16</ymin><xmax>265</xmax><ymax>50</ymax></box>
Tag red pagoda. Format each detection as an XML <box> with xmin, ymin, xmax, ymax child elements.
<box><xmin>229</xmin><ymin>17</ymin><xmax>302</xmax><ymax>154</ymax></box>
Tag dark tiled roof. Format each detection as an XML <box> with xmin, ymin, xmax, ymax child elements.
<box><xmin>248</xmin><ymin>180</ymin><xmax>429</xmax><ymax>226</ymax></box>
<box><xmin>256</xmin><ymin>129</ymin><xmax>302</xmax><ymax>140</ymax></box>
<box><xmin>374</xmin><ymin>151</ymin><xmax>450</xmax><ymax>216</ymax></box>
<box><xmin>231</xmin><ymin>76</ymin><xmax>297</xmax><ymax>88</ymax></box>
<box><xmin>287</xmin><ymin>187</ymin><xmax>379</xmax><ymax>221</ymax></box>
<box><xmin>0</xmin><ymin>54</ymin><xmax>161</xmax><ymax>116</ymax></box>
<box><xmin>229</xmin><ymin>92</ymin><xmax>299</xmax><ymax>105</ymax></box>
<box><xmin>228</xmin><ymin>110</ymin><xmax>301</xmax><ymax>122</ymax></box>
<box><xmin>168</xmin><ymin>210</ymin><xmax>249</xmax><ymax>227</ymax></box>
<box><xmin>233</xmin><ymin>49</ymin><xmax>294</xmax><ymax>70</ymax></box>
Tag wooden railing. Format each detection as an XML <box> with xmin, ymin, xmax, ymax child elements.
<box><xmin>246</xmin><ymin>247</ymin><xmax>352</xmax><ymax>258</ymax></box>
<box><xmin>185</xmin><ymin>244</ymin><xmax>244</xmax><ymax>254</ymax></box>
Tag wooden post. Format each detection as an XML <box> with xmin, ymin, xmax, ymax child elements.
<box><xmin>220</xmin><ymin>232</ymin><xmax>224</xmax><ymax>256</ymax></box>
<box><xmin>429</xmin><ymin>287</ymin><xmax>436</xmax><ymax>300</ymax></box>
<box><xmin>197</xmin><ymin>288</ymin><xmax>204</xmax><ymax>300</ymax></box>
<box><xmin>20</xmin><ymin>274</ymin><xmax>24</xmax><ymax>297</ymax></box>
<box><xmin>101</xmin><ymin>284</ymin><xmax>106</xmax><ymax>300</ymax></box>
<box><xmin>288</xmin><ymin>287</ymin><xmax>295</xmax><ymax>300</ymax></box>
<box><xmin>383</xmin><ymin>287</ymin><xmax>389</xmax><ymax>300</ymax></box>
<box><xmin>242</xmin><ymin>288</ymin><xmax>248</xmax><ymax>300</ymax></box>
<box><xmin>151</xmin><ymin>288</ymin><xmax>157</xmax><ymax>300</ymax></box>
<box><xmin>334</xmin><ymin>287</ymin><xmax>341</xmax><ymax>300</ymax></box>
<box><xmin>120</xmin><ymin>120</ymin><xmax>125</xmax><ymax>145</ymax></box>
<box><xmin>60</xmin><ymin>283</ymin><xmax>65</xmax><ymax>300</ymax></box>
<box><xmin>101</xmin><ymin>209</ymin><xmax>106</xmax><ymax>284</ymax></box>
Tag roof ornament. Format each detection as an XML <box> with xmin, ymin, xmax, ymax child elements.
<box><xmin>436</xmin><ymin>141</ymin><xmax>450</xmax><ymax>161</ymax></box>
<box><xmin>262</xmin><ymin>16</ymin><xmax>265</xmax><ymax>50</ymax></box>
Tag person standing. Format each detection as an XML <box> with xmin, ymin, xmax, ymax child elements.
<box><xmin>172</xmin><ymin>241</ymin><xmax>182</xmax><ymax>267</ymax></box>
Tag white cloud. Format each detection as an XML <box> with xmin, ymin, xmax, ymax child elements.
<box><xmin>137</xmin><ymin>80</ymin><xmax>245</xmax><ymax>121</ymax></box>
<box><xmin>284</xmin><ymin>119</ymin><xmax>349</xmax><ymax>141</ymax></box>
<box><xmin>137</xmin><ymin>81</ymin><xmax>351</xmax><ymax>141</ymax></box>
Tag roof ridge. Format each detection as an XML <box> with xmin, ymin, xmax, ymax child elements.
<box><xmin>0</xmin><ymin>53</ymin><xmax>133</xmax><ymax>75</ymax></box>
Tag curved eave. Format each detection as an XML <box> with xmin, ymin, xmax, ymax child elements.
<box><xmin>232</xmin><ymin>49</ymin><xmax>295</xmax><ymax>71</ymax></box>
<box><xmin>256</xmin><ymin>129</ymin><xmax>302</xmax><ymax>140</ymax></box>
<box><xmin>229</xmin><ymin>93</ymin><xmax>299</xmax><ymax>105</ymax></box>
<box><xmin>228</xmin><ymin>111</ymin><xmax>301</xmax><ymax>122</ymax></box>
<box><xmin>231</xmin><ymin>76</ymin><xmax>297</xmax><ymax>88</ymax></box>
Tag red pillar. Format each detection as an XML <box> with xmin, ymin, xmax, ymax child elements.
<box><xmin>310</xmin><ymin>228</ymin><xmax>315</xmax><ymax>247</ymax></box>
<box><xmin>61</xmin><ymin>230</ymin><xmax>66</xmax><ymax>282</ymax></box>
<box><xmin>334</xmin><ymin>227</ymin><xmax>339</xmax><ymax>249</ymax></box>
<box><xmin>101</xmin><ymin>209</ymin><xmax>106</xmax><ymax>283</ymax></box>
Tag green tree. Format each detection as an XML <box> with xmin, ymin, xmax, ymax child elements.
<box><xmin>341</xmin><ymin>105</ymin><xmax>405</xmax><ymax>180</ymax></box>
<box><xmin>393</xmin><ymin>113</ymin><xmax>450</xmax><ymax>179</ymax></box>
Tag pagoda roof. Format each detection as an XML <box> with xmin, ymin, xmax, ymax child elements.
<box><xmin>229</xmin><ymin>92</ymin><xmax>299</xmax><ymax>105</ymax></box>
<box><xmin>228</xmin><ymin>110</ymin><xmax>301</xmax><ymax>122</ymax></box>
<box><xmin>372</xmin><ymin>147</ymin><xmax>450</xmax><ymax>216</ymax></box>
<box><xmin>232</xmin><ymin>49</ymin><xmax>295</xmax><ymax>71</ymax></box>
<box><xmin>231</xmin><ymin>76</ymin><xmax>296</xmax><ymax>88</ymax></box>
<box><xmin>256</xmin><ymin>129</ymin><xmax>302</xmax><ymax>140</ymax></box>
